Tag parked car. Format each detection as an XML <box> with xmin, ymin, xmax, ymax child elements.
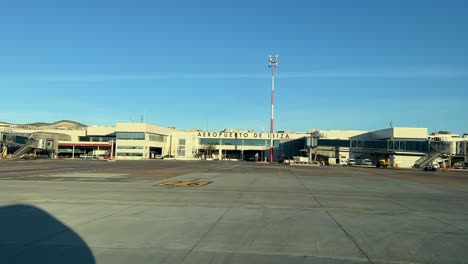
<box><xmin>362</xmin><ymin>159</ymin><xmax>372</xmax><ymax>165</ymax></box>
<box><xmin>80</xmin><ymin>154</ymin><xmax>96</xmax><ymax>159</ymax></box>
<box><xmin>347</xmin><ymin>159</ymin><xmax>356</xmax><ymax>166</ymax></box>
<box><xmin>453</xmin><ymin>162</ymin><xmax>468</xmax><ymax>169</ymax></box>
<box><xmin>340</xmin><ymin>159</ymin><xmax>348</xmax><ymax>166</ymax></box>
<box><xmin>424</xmin><ymin>163</ymin><xmax>440</xmax><ymax>171</ymax></box>
<box><xmin>154</xmin><ymin>154</ymin><xmax>164</xmax><ymax>159</ymax></box>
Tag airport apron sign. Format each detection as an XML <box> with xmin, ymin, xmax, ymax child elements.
<box><xmin>197</xmin><ymin>132</ymin><xmax>290</xmax><ymax>139</ymax></box>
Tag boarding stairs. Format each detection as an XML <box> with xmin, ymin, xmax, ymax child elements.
<box><xmin>413</xmin><ymin>152</ymin><xmax>443</xmax><ymax>168</ymax></box>
<box><xmin>414</xmin><ymin>141</ymin><xmax>451</xmax><ymax>168</ymax></box>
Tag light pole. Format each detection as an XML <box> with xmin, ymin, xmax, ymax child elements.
<box><xmin>268</xmin><ymin>54</ymin><xmax>278</xmax><ymax>164</ymax></box>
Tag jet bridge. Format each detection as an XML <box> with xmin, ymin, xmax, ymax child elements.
<box><xmin>0</xmin><ymin>132</ymin><xmax>61</xmax><ymax>159</ymax></box>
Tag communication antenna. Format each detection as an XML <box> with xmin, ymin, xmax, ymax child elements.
<box><xmin>268</xmin><ymin>54</ymin><xmax>279</xmax><ymax>164</ymax></box>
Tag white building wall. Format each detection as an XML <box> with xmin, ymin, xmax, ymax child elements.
<box><xmin>114</xmin><ymin>123</ymin><xmax>181</xmax><ymax>160</ymax></box>
<box><xmin>449</xmin><ymin>141</ymin><xmax>457</xmax><ymax>155</ymax></box>
<box><xmin>116</xmin><ymin>123</ymin><xmax>179</xmax><ymax>135</ymax></box>
<box><xmin>353</xmin><ymin>127</ymin><xmax>428</xmax><ymax>140</ymax></box>
<box><xmin>353</xmin><ymin>128</ymin><xmax>393</xmax><ymax>140</ymax></box>
<box><xmin>115</xmin><ymin>140</ymin><xmax>148</xmax><ymax>160</ymax></box>
<box><xmin>171</xmin><ymin>131</ymin><xmax>198</xmax><ymax>159</ymax></box>
<box><xmin>319</xmin><ymin>130</ymin><xmax>367</xmax><ymax>139</ymax></box>
<box><xmin>393</xmin><ymin>155</ymin><xmax>420</xmax><ymax>168</ymax></box>
<box><xmin>393</xmin><ymin>128</ymin><xmax>428</xmax><ymax>139</ymax></box>
<box><xmin>86</xmin><ymin>126</ymin><xmax>116</xmax><ymax>136</ymax></box>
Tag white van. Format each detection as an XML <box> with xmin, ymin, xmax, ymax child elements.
<box><xmin>453</xmin><ymin>162</ymin><xmax>468</xmax><ymax>169</ymax></box>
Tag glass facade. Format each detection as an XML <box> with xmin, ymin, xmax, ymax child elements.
<box><xmin>318</xmin><ymin>139</ymin><xmax>350</xmax><ymax>147</ymax></box>
<box><xmin>2</xmin><ymin>134</ymin><xmax>29</xmax><ymax>145</ymax></box>
<box><xmin>116</xmin><ymin>152</ymin><xmax>144</xmax><ymax>157</ymax></box>
<box><xmin>116</xmin><ymin>146</ymin><xmax>144</xmax><ymax>149</ymax></box>
<box><xmin>116</xmin><ymin>132</ymin><xmax>145</xmax><ymax>140</ymax></box>
<box><xmin>200</xmin><ymin>139</ymin><xmax>221</xmax><ymax>145</ymax></box>
<box><xmin>349</xmin><ymin>139</ymin><xmax>429</xmax><ymax>152</ymax></box>
<box><xmin>57</xmin><ymin>148</ymin><xmax>85</xmax><ymax>154</ymax></box>
<box><xmin>149</xmin><ymin>134</ymin><xmax>166</xmax><ymax>142</ymax></box>
<box><xmin>363</xmin><ymin>140</ymin><xmax>388</xmax><ymax>149</ymax></box>
<box><xmin>199</xmin><ymin>139</ymin><xmax>279</xmax><ymax>147</ymax></box>
<box><xmin>319</xmin><ymin>138</ymin><xmax>429</xmax><ymax>153</ymax></box>
<box><xmin>406</xmin><ymin>141</ymin><xmax>429</xmax><ymax>152</ymax></box>
<box><xmin>222</xmin><ymin>139</ymin><xmax>242</xmax><ymax>145</ymax></box>
<box><xmin>79</xmin><ymin>136</ymin><xmax>115</xmax><ymax>142</ymax></box>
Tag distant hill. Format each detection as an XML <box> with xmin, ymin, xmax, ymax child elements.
<box><xmin>25</xmin><ymin>122</ymin><xmax>51</xmax><ymax>127</ymax></box>
<box><xmin>0</xmin><ymin>120</ymin><xmax>87</xmax><ymax>130</ymax></box>
<box><xmin>28</xmin><ymin>120</ymin><xmax>88</xmax><ymax>129</ymax></box>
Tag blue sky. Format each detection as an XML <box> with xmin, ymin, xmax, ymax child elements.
<box><xmin>0</xmin><ymin>0</ymin><xmax>467</xmax><ymax>134</ymax></box>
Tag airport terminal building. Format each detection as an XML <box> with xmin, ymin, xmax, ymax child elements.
<box><xmin>1</xmin><ymin>121</ymin><xmax>467</xmax><ymax>168</ymax></box>
<box><xmin>63</xmin><ymin>123</ymin><xmax>309</xmax><ymax>162</ymax></box>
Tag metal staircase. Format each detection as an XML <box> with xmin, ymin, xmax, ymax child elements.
<box><xmin>1</xmin><ymin>132</ymin><xmax>57</xmax><ymax>160</ymax></box>
<box><xmin>414</xmin><ymin>152</ymin><xmax>442</xmax><ymax>168</ymax></box>
<box><xmin>414</xmin><ymin>141</ymin><xmax>450</xmax><ymax>168</ymax></box>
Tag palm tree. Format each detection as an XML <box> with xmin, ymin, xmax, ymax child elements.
<box><xmin>205</xmin><ymin>142</ymin><xmax>217</xmax><ymax>158</ymax></box>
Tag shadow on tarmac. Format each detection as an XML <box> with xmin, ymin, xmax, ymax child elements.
<box><xmin>0</xmin><ymin>204</ymin><xmax>95</xmax><ymax>264</ymax></box>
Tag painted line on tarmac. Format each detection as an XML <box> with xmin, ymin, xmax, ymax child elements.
<box><xmin>159</xmin><ymin>181</ymin><xmax>212</xmax><ymax>187</ymax></box>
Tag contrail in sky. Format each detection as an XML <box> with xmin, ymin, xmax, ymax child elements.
<box><xmin>0</xmin><ymin>68</ymin><xmax>467</xmax><ymax>82</ymax></box>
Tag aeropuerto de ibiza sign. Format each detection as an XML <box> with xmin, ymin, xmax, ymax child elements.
<box><xmin>197</xmin><ymin>132</ymin><xmax>290</xmax><ymax>139</ymax></box>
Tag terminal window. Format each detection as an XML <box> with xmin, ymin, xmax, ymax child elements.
<box><xmin>149</xmin><ymin>134</ymin><xmax>166</xmax><ymax>142</ymax></box>
<box><xmin>116</xmin><ymin>152</ymin><xmax>144</xmax><ymax>157</ymax></box>
<box><xmin>177</xmin><ymin>146</ymin><xmax>186</xmax><ymax>156</ymax></box>
<box><xmin>116</xmin><ymin>146</ymin><xmax>144</xmax><ymax>149</ymax></box>
<box><xmin>116</xmin><ymin>132</ymin><xmax>145</xmax><ymax>140</ymax></box>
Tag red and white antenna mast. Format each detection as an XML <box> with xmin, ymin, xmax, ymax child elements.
<box><xmin>268</xmin><ymin>54</ymin><xmax>278</xmax><ymax>164</ymax></box>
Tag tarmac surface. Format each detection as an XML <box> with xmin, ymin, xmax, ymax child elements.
<box><xmin>1</xmin><ymin>159</ymin><xmax>468</xmax><ymax>264</ymax></box>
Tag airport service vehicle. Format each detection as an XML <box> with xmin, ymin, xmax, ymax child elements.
<box><xmin>424</xmin><ymin>163</ymin><xmax>440</xmax><ymax>171</ymax></box>
<box><xmin>377</xmin><ymin>159</ymin><xmax>390</xmax><ymax>168</ymax></box>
